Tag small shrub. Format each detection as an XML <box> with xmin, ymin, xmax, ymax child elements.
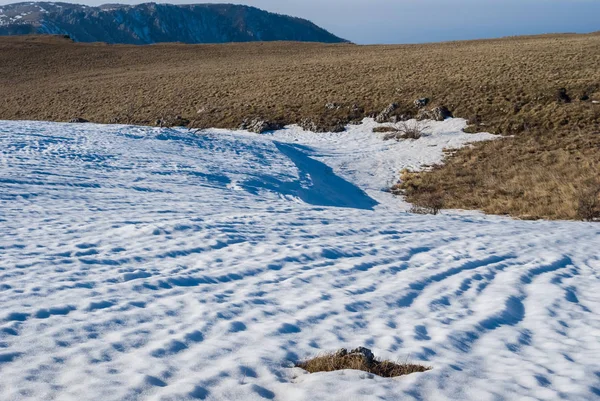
<box><xmin>576</xmin><ymin>183</ymin><xmax>600</xmax><ymax>221</ymax></box>
<box><xmin>410</xmin><ymin>191</ymin><xmax>445</xmax><ymax>215</ymax></box>
<box><xmin>400</xmin><ymin>121</ymin><xmax>427</xmax><ymax>139</ymax></box>
<box><xmin>296</xmin><ymin>348</ymin><xmax>431</xmax><ymax>378</ymax></box>
<box><xmin>382</xmin><ymin>121</ymin><xmax>428</xmax><ymax>141</ymax></box>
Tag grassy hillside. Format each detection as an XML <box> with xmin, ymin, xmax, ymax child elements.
<box><xmin>1</xmin><ymin>34</ymin><xmax>599</xmax><ymax>220</ymax></box>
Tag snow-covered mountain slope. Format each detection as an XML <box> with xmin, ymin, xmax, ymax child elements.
<box><xmin>0</xmin><ymin>119</ymin><xmax>599</xmax><ymax>401</ymax></box>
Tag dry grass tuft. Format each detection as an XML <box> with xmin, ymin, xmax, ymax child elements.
<box><xmin>372</xmin><ymin>126</ymin><xmax>397</xmax><ymax>133</ymax></box>
<box><xmin>396</xmin><ymin>121</ymin><xmax>429</xmax><ymax>140</ymax></box>
<box><xmin>296</xmin><ymin>349</ymin><xmax>431</xmax><ymax>378</ymax></box>
<box><xmin>394</xmin><ymin>169</ymin><xmax>445</xmax><ymax>215</ymax></box>
<box><xmin>410</xmin><ymin>192</ymin><xmax>445</xmax><ymax>215</ymax></box>
<box><xmin>576</xmin><ymin>181</ymin><xmax>600</xmax><ymax>221</ymax></box>
<box><xmin>378</xmin><ymin>121</ymin><xmax>429</xmax><ymax>140</ymax></box>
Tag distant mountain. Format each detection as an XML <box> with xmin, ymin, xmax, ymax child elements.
<box><xmin>0</xmin><ymin>2</ymin><xmax>347</xmax><ymax>44</ymax></box>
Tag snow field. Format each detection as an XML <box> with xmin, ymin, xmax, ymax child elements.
<box><xmin>0</xmin><ymin>119</ymin><xmax>599</xmax><ymax>401</ymax></box>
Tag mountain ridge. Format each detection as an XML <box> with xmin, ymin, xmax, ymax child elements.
<box><xmin>0</xmin><ymin>2</ymin><xmax>348</xmax><ymax>44</ymax></box>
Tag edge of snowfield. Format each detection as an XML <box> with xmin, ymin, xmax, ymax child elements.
<box><xmin>242</xmin><ymin>117</ymin><xmax>499</xmax><ymax>209</ymax></box>
<box><xmin>0</xmin><ymin>118</ymin><xmax>599</xmax><ymax>401</ymax></box>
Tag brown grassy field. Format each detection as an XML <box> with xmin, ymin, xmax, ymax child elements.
<box><xmin>1</xmin><ymin>34</ymin><xmax>599</xmax><ymax>220</ymax></box>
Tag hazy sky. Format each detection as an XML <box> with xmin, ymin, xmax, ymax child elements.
<box><xmin>2</xmin><ymin>0</ymin><xmax>599</xmax><ymax>44</ymax></box>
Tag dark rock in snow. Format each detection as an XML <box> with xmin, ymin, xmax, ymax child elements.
<box><xmin>329</xmin><ymin>123</ymin><xmax>347</xmax><ymax>133</ymax></box>
<box><xmin>389</xmin><ymin>114</ymin><xmax>410</xmax><ymax>123</ymax></box>
<box><xmin>349</xmin><ymin>347</ymin><xmax>375</xmax><ymax>364</ymax></box>
<box><xmin>431</xmin><ymin>106</ymin><xmax>453</xmax><ymax>121</ymax></box>
<box><xmin>375</xmin><ymin>103</ymin><xmax>398</xmax><ymax>123</ymax></box>
<box><xmin>299</xmin><ymin>118</ymin><xmax>345</xmax><ymax>133</ymax></box>
<box><xmin>418</xmin><ymin>106</ymin><xmax>453</xmax><ymax>121</ymax></box>
<box><xmin>69</xmin><ymin>117</ymin><xmax>89</xmax><ymax>123</ymax></box>
<box><xmin>156</xmin><ymin>116</ymin><xmax>190</xmax><ymax>127</ymax></box>
<box><xmin>335</xmin><ymin>348</ymin><xmax>348</xmax><ymax>358</ymax></box>
<box><xmin>299</xmin><ymin>118</ymin><xmax>319</xmax><ymax>132</ymax></box>
<box><xmin>240</xmin><ymin>118</ymin><xmax>283</xmax><ymax>134</ymax></box>
<box><xmin>414</xmin><ymin>98</ymin><xmax>430</xmax><ymax>108</ymax></box>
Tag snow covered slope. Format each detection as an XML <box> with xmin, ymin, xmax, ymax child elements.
<box><xmin>0</xmin><ymin>120</ymin><xmax>599</xmax><ymax>401</ymax></box>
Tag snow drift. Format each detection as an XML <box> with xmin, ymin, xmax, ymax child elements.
<box><xmin>0</xmin><ymin>119</ymin><xmax>598</xmax><ymax>401</ymax></box>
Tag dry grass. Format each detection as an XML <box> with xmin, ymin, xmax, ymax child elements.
<box><xmin>296</xmin><ymin>350</ymin><xmax>431</xmax><ymax>378</ymax></box>
<box><xmin>391</xmin><ymin>121</ymin><xmax>430</xmax><ymax>140</ymax></box>
<box><xmin>396</xmin><ymin>134</ymin><xmax>600</xmax><ymax>220</ymax></box>
<box><xmin>372</xmin><ymin>126</ymin><xmax>398</xmax><ymax>133</ymax></box>
<box><xmin>576</xmin><ymin>181</ymin><xmax>600</xmax><ymax>221</ymax></box>
<box><xmin>2</xmin><ymin>33</ymin><xmax>600</xmax><ymax>219</ymax></box>
<box><xmin>394</xmin><ymin>169</ymin><xmax>446</xmax><ymax>215</ymax></box>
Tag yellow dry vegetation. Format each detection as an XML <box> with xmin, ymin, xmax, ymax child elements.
<box><xmin>1</xmin><ymin>33</ymin><xmax>599</xmax><ymax>219</ymax></box>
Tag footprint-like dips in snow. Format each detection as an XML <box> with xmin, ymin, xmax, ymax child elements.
<box><xmin>0</xmin><ymin>119</ymin><xmax>598</xmax><ymax>401</ymax></box>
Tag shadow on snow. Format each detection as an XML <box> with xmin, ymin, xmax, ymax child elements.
<box><xmin>241</xmin><ymin>142</ymin><xmax>378</xmax><ymax>211</ymax></box>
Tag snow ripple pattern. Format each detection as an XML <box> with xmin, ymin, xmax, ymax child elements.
<box><xmin>0</xmin><ymin>120</ymin><xmax>599</xmax><ymax>401</ymax></box>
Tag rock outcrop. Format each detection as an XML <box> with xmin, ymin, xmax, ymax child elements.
<box><xmin>0</xmin><ymin>2</ymin><xmax>348</xmax><ymax>45</ymax></box>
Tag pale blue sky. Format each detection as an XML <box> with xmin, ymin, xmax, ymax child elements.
<box><xmin>2</xmin><ymin>0</ymin><xmax>599</xmax><ymax>44</ymax></box>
